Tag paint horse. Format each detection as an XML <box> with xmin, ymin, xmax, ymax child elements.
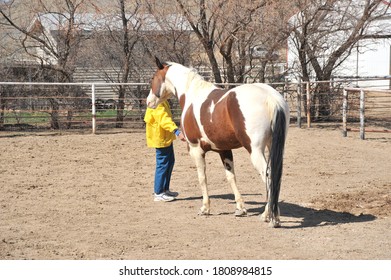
<box><xmin>146</xmin><ymin>57</ymin><xmax>289</xmax><ymax>227</ymax></box>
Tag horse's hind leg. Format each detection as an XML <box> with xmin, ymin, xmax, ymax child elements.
<box><xmin>189</xmin><ymin>146</ymin><xmax>210</xmax><ymax>215</ymax></box>
<box><xmin>249</xmin><ymin>145</ymin><xmax>276</xmax><ymax>223</ymax></box>
<box><xmin>219</xmin><ymin>150</ymin><xmax>247</xmax><ymax>216</ymax></box>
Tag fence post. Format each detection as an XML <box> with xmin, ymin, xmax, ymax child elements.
<box><xmin>297</xmin><ymin>81</ymin><xmax>302</xmax><ymax>128</ymax></box>
<box><xmin>283</xmin><ymin>78</ymin><xmax>288</xmax><ymax>100</ymax></box>
<box><xmin>306</xmin><ymin>82</ymin><xmax>311</xmax><ymax>128</ymax></box>
<box><xmin>342</xmin><ymin>89</ymin><xmax>348</xmax><ymax>137</ymax></box>
<box><xmin>91</xmin><ymin>83</ymin><xmax>96</xmax><ymax>134</ymax></box>
<box><xmin>360</xmin><ymin>89</ymin><xmax>365</xmax><ymax>140</ymax></box>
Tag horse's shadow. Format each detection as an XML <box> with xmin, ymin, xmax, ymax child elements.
<box><xmin>178</xmin><ymin>193</ymin><xmax>376</xmax><ymax>229</ymax></box>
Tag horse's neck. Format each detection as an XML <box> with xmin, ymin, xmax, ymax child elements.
<box><xmin>170</xmin><ymin>66</ymin><xmax>216</xmax><ymax>103</ymax></box>
<box><xmin>190</xmin><ymin>72</ymin><xmax>216</xmax><ymax>93</ymax></box>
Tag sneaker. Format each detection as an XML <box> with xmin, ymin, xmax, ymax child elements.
<box><xmin>154</xmin><ymin>193</ymin><xmax>175</xmax><ymax>202</ymax></box>
<box><xmin>165</xmin><ymin>190</ymin><xmax>179</xmax><ymax>197</ymax></box>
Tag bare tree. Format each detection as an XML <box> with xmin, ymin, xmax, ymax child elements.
<box><xmin>99</xmin><ymin>0</ymin><xmax>145</xmax><ymax>128</ymax></box>
<box><xmin>143</xmin><ymin>5</ymin><xmax>191</xmax><ymax>65</ymax></box>
<box><xmin>0</xmin><ymin>0</ymin><xmax>96</xmax><ymax>128</ymax></box>
<box><xmin>90</xmin><ymin>1</ymin><xmax>152</xmax><ymax>127</ymax></box>
<box><xmin>289</xmin><ymin>0</ymin><xmax>390</xmax><ymax>117</ymax></box>
<box><xmin>251</xmin><ymin>2</ymin><xmax>295</xmax><ymax>83</ymax></box>
<box><xmin>214</xmin><ymin>1</ymin><xmax>269</xmax><ymax>83</ymax></box>
<box><xmin>167</xmin><ymin>0</ymin><xmax>294</xmax><ymax>84</ymax></box>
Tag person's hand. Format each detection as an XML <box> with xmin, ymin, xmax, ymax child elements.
<box><xmin>177</xmin><ymin>131</ymin><xmax>186</xmax><ymax>142</ymax></box>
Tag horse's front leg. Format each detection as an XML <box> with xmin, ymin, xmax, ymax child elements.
<box><xmin>219</xmin><ymin>150</ymin><xmax>247</xmax><ymax>216</ymax></box>
<box><xmin>189</xmin><ymin>146</ymin><xmax>210</xmax><ymax>215</ymax></box>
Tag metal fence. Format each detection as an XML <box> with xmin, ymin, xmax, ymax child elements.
<box><xmin>342</xmin><ymin>87</ymin><xmax>391</xmax><ymax>139</ymax></box>
<box><xmin>0</xmin><ymin>82</ymin><xmax>152</xmax><ymax>133</ymax></box>
<box><xmin>1</xmin><ymin>78</ymin><xmax>390</xmax><ymax>138</ymax></box>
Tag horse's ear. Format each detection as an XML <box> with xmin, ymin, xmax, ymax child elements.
<box><xmin>155</xmin><ymin>56</ymin><xmax>165</xmax><ymax>70</ymax></box>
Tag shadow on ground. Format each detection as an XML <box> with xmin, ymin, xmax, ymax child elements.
<box><xmin>179</xmin><ymin>193</ymin><xmax>376</xmax><ymax>229</ymax></box>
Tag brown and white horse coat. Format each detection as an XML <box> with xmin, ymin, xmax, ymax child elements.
<box><xmin>147</xmin><ymin>58</ymin><xmax>289</xmax><ymax>227</ymax></box>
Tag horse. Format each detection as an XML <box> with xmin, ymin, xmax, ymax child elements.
<box><xmin>146</xmin><ymin>57</ymin><xmax>289</xmax><ymax>228</ymax></box>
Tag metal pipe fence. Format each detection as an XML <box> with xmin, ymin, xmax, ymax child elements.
<box><xmin>0</xmin><ymin>78</ymin><xmax>390</xmax><ymax>138</ymax></box>
<box><xmin>343</xmin><ymin>87</ymin><xmax>391</xmax><ymax>139</ymax></box>
<box><xmin>0</xmin><ymin>82</ymin><xmax>150</xmax><ymax>133</ymax></box>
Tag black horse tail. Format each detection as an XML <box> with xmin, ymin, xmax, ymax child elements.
<box><xmin>269</xmin><ymin>106</ymin><xmax>287</xmax><ymax>227</ymax></box>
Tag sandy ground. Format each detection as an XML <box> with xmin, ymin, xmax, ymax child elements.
<box><xmin>0</xmin><ymin>126</ymin><xmax>390</xmax><ymax>260</ymax></box>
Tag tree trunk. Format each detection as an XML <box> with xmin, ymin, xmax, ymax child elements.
<box><xmin>116</xmin><ymin>0</ymin><xmax>130</xmax><ymax>128</ymax></box>
<box><xmin>314</xmin><ymin>76</ymin><xmax>332</xmax><ymax>119</ymax></box>
<box><xmin>223</xmin><ymin>54</ymin><xmax>235</xmax><ymax>84</ymax></box>
<box><xmin>66</xmin><ymin>109</ymin><xmax>73</xmax><ymax>129</ymax></box>
<box><xmin>116</xmin><ymin>86</ymin><xmax>126</xmax><ymax>128</ymax></box>
<box><xmin>202</xmin><ymin>39</ymin><xmax>222</xmax><ymax>84</ymax></box>
<box><xmin>0</xmin><ymin>99</ymin><xmax>5</xmax><ymax>129</ymax></box>
<box><xmin>50</xmin><ymin>99</ymin><xmax>60</xmax><ymax>129</ymax></box>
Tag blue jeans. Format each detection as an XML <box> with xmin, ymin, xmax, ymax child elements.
<box><xmin>154</xmin><ymin>144</ymin><xmax>175</xmax><ymax>194</ymax></box>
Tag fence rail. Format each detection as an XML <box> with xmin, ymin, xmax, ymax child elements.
<box><xmin>343</xmin><ymin>87</ymin><xmax>391</xmax><ymax>139</ymax></box>
<box><xmin>1</xmin><ymin>78</ymin><xmax>390</xmax><ymax>138</ymax></box>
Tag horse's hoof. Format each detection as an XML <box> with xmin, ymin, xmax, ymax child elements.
<box><xmin>235</xmin><ymin>208</ymin><xmax>247</xmax><ymax>217</ymax></box>
<box><xmin>269</xmin><ymin>220</ymin><xmax>281</xmax><ymax>228</ymax></box>
<box><xmin>198</xmin><ymin>208</ymin><xmax>210</xmax><ymax>216</ymax></box>
<box><xmin>260</xmin><ymin>212</ymin><xmax>269</xmax><ymax>222</ymax></box>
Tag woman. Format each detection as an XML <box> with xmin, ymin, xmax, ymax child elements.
<box><xmin>144</xmin><ymin>100</ymin><xmax>185</xmax><ymax>201</ymax></box>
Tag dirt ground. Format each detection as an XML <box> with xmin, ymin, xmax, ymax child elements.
<box><xmin>0</xmin><ymin>126</ymin><xmax>390</xmax><ymax>260</ymax></box>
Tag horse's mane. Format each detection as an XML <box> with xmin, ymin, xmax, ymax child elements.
<box><xmin>168</xmin><ymin>62</ymin><xmax>216</xmax><ymax>93</ymax></box>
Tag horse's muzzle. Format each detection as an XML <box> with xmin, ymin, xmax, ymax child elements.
<box><xmin>146</xmin><ymin>92</ymin><xmax>158</xmax><ymax>108</ymax></box>
<box><xmin>147</xmin><ymin>101</ymin><xmax>157</xmax><ymax>109</ymax></box>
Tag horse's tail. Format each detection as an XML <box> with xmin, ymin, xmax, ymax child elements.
<box><xmin>268</xmin><ymin>102</ymin><xmax>288</xmax><ymax>227</ymax></box>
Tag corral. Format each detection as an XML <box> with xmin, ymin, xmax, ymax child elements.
<box><xmin>0</xmin><ymin>127</ymin><xmax>390</xmax><ymax>259</ymax></box>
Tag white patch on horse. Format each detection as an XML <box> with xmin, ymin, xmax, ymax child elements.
<box><xmin>193</xmin><ymin>101</ymin><xmax>218</xmax><ymax>150</ymax></box>
<box><xmin>216</xmin><ymin>91</ymin><xmax>232</xmax><ymax>104</ymax></box>
<box><xmin>209</xmin><ymin>100</ymin><xmax>215</xmax><ymax>122</ymax></box>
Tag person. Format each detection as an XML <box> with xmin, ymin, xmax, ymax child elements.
<box><xmin>144</xmin><ymin>100</ymin><xmax>185</xmax><ymax>202</ymax></box>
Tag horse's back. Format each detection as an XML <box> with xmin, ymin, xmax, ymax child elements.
<box><xmin>230</xmin><ymin>83</ymin><xmax>289</xmax><ymax>140</ymax></box>
<box><xmin>234</xmin><ymin>83</ymin><xmax>285</xmax><ymax>105</ymax></box>
<box><xmin>234</xmin><ymin>83</ymin><xmax>289</xmax><ymax>119</ymax></box>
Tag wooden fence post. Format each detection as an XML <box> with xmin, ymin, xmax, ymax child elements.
<box><xmin>342</xmin><ymin>89</ymin><xmax>348</xmax><ymax>137</ymax></box>
<box><xmin>306</xmin><ymin>82</ymin><xmax>311</xmax><ymax>128</ymax></box>
<box><xmin>91</xmin><ymin>83</ymin><xmax>96</xmax><ymax>134</ymax></box>
<box><xmin>360</xmin><ymin>89</ymin><xmax>365</xmax><ymax>140</ymax></box>
<box><xmin>297</xmin><ymin>81</ymin><xmax>302</xmax><ymax>128</ymax></box>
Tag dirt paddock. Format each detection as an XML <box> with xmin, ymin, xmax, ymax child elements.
<box><xmin>0</xmin><ymin>127</ymin><xmax>390</xmax><ymax>260</ymax></box>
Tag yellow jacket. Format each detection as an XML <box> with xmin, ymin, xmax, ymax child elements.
<box><xmin>144</xmin><ymin>101</ymin><xmax>178</xmax><ymax>148</ymax></box>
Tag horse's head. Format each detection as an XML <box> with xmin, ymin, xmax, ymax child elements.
<box><xmin>146</xmin><ymin>57</ymin><xmax>175</xmax><ymax>109</ymax></box>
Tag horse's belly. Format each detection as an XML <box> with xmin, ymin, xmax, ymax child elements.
<box><xmin>202</xmin><ymin>132</ymin><xmax>242</xmax><ymax>151</ymax></box>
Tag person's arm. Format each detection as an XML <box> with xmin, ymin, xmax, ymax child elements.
<box><xmin>155</xmin><ymin>104</ymin><xmax>186</xmax><ymax>141</ymax></box>
<box><xmin>174</xmin><ymin>128</ymin><xmax>186</xmax><ymax>141</ymax></box>
<box><xmin>156</xmin><ymin>107</ymin><xmax>178</xmax><ymax>132</ymax></box>
<box><xmin>143</xmin><ymin>107</ymin><xmax>154</xmax><ymax>124</ymax></box>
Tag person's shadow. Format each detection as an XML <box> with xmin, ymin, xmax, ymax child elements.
<box><xmin>179</xmin><ymin>193</ymin><xmax>376</xmax><ymax>229</ymax></box>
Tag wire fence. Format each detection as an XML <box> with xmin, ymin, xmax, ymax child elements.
<box><xmin>0</xmin><ymin>78</ymin><xmax>390</xmax><ymax>138</ymax></box>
